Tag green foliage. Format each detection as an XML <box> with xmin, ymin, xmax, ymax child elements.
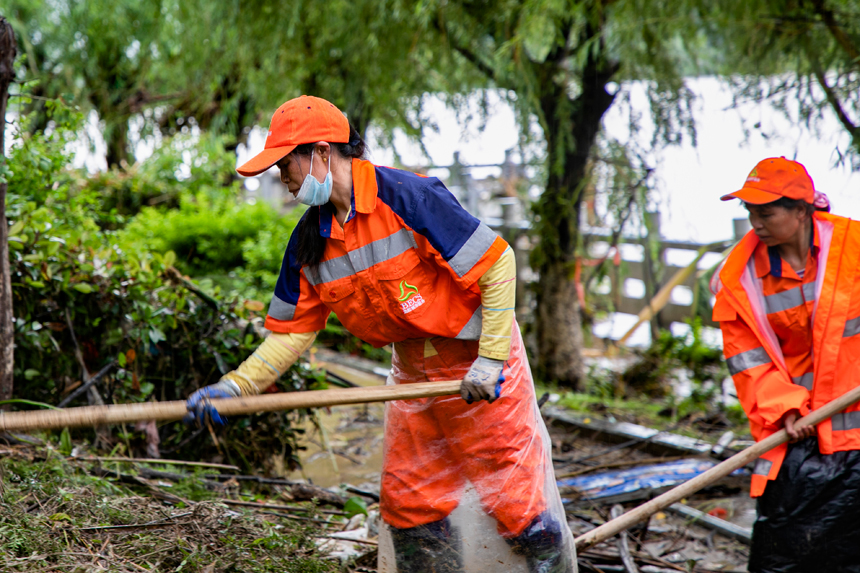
<box><xmin>622</xmin><ymin>318</ymin><xmax>729</xmax><ymax>415</ymax></box>
<box><xmin>8</xmin><ymin>0</ymin><xmax>170</xmax><ymax>165</ymax></box>
<box><xmin>691</xmin><ymin>0</ymin><xmax>860</xmax><ymax>162</ymax></box>
<box><xmin>5</xmin><ymin>105</ymin><xmax>318</xmax><ymax>471</ymax></box>
<box><xmin>8</xmin><ymin>0</ymin><xmax>470</xmax><ymax>168</ymax></box>
<box><xmin>79</xmin><ymin>133</ymin><xmax>246</xmax><ymax>227</ymax></box>
<box><xmin>343</xmin><ymin>496</ymin><xmax>369</xmax><ymax>518</ymax></box>
<box><xmin>118</xmin><ymin>192</ymin><xmax>298</xmax><ymax>280</ymax></box>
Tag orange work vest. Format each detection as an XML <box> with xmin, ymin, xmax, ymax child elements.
<box><xmin>713</xmin><ymin>212</ymin><xmax>860</xmax><ymax>496</ymax></box>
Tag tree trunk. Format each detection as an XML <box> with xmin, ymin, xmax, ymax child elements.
<box><xmin>105</xmin><ymin>119</ymin><xmax>131</xmax><ymax>169</ymax></box>
<box><xmin>535</xmin><ymin>259</ymin><xmax>586</xmax><ymax>386</ymax></box>
<box><xmin>0</xmin><ymin>17</ymin><xmax>17</xmax><ymax>405</ymax></box>
<box><xmin>532</xmin><ymin>51</ymin><xmax>618</xmax><ymax>389</ymax></box>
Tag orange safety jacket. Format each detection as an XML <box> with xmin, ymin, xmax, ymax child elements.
<box><xmin>713</xmin><ymin>212</ymin><xmax>860</xmax><ymax>496</ymax></box>
<box><xmin>263</xmin><ymin>158</ymin><xmax>509</xmax><ymax>346</ymax></box>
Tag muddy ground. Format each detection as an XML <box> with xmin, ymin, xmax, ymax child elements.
<box><xmin>297</xmin><ymin>352</ymin><xmax>754</xmax><ymax>572</ymax></box>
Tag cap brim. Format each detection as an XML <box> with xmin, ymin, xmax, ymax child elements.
<box><xmin>236</xmin><ymin>145</ymin><xmax>297</xmax><ymax>177</ymax></box>
<box><xmin>720</xmin><ymin>187</ymin><xmax>783</xmax><ymax>204</ymax></box>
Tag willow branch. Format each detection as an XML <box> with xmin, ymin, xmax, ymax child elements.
<box><xmin>811</xmin><ymin>66</ymin><xmax>860</xmax><ymax>142</ymax></box>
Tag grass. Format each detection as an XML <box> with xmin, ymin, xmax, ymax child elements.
<box><xmin>552</xmin><ymin>390</ymin><xmax>668</xmax><ymax>424</ymax></box>
<box><xmin>537</xmin><ymin>383</ymin><xmax>752</xmax><ymax>442</ymax></box>
<box><xmin>0</xmin><ymin>449</ymin><xmax>346</xmax><ymax>572</ymax></box>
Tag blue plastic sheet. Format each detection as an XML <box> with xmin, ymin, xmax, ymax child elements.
<box><xmin>558</xmin><ymin>458</ymin><xmax>748</xmax><ymax>502</ymax></box>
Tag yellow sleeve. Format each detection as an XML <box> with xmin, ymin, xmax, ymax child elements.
<box><xmin>477</xmin><ymin>246</ymin><xmax>516</xmax><ymax>360</ymax></box>
<box><xmin>225</xmin><ymin>331</ymin><xmax>317</xmax><ymax>396</ymax></box>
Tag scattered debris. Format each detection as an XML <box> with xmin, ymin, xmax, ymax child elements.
<box><xmin>545</xmin><ymin>406</ymin><xmax>721</xmax><ymax>458</ymax></box>
<box><xmin>611</xmin><ymin>504</ymin><xmax>640</xmax><ymax>573</ymax></box>
<box><xmin>666</xmin><ymin>503</ymin><xmax>751</xmax><ymax>545</ymax></box>
<box><xmin>0</xmin><ymin>451</ymin><xmax>342</xmax><ymax>572</ymax></box>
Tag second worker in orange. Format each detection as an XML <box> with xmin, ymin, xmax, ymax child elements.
<box><xmin>715</xmin><ymin>156</ymin><xmax>860</xmax><ymax>572</ymax></box>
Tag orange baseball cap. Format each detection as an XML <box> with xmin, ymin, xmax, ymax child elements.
<box><xmin>720</xmin><ymin>157</ymin><xmax>815</xmax><ymax>204</ymax></box>
<box><xmin>237</xmin><ymin>95</ymin><xmax>350</xmax><ymax>177</ymax></box>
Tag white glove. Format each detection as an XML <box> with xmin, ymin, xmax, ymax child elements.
<box><xmin>460</xmin><ymin>356</ymin><xmax>505</xmax><ymax>403</ymax></box>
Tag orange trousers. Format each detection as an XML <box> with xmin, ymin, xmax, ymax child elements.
<box><xmin>380</xmin><ymin>332</ymin><xmax>548</xmax><ymax>538</ymax></box>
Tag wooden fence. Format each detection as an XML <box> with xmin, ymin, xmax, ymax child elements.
<box><xmin>579</xmin><ymin>234</ymin><xmax>731</xmax><ymax>329</ymax></box>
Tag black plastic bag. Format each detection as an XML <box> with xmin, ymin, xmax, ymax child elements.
<box><xmin>749</xmin><ymin>437</ymin><xmax>860</xmax><ymax>572</ymax></box>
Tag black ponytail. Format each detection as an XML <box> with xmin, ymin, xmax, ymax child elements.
<box><xmin>294</xmin><ymin>124</ymin><xmax>367</xmax><ymax>268</ymax></box>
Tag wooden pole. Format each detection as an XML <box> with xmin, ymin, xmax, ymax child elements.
<box><xmin>0</xmin><ymin>380</ymin><xmax>462</xmax><ymax>432</ymax></box>
<box><xmin>616</xmin><ymin>246</ymin><xmax>707</xmax><ymax>347</ymax></box>
<box><xmin>574</xmin><ymin>383</ymin><xmax>860</xmax><ymax>550</ymax></box>
<box><xmin>0</xmin><ymin>18</ymin><xmax>18</xmax><ymax>406</ymax></box>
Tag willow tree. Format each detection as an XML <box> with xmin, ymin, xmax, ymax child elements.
<box><xmin>7</xmin><ymin>0</ymin><xmax>172</xmax><ymax>167</ymax></box>
<box><xmin>7</xmin><ymin>0</ymin><xmax>474</xmax><ymax>163</ymax></box>
<box><xmin>216</xmin><ymin>0</ymin><xmax>480</xmax><ymax>139</ymax></box>
<box><xmin>416</xmin><ymin>0</ymin><xmax>698</xmax><ymax>387</ymax></box>
<box><xmin>699</xmin><ymin>0</ymin><xmax>860</xmax><ymax>161</ymax></box>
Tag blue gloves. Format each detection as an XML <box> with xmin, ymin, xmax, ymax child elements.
<box><xmin>460</xmin><ymin>356</ymin><xmax>506</xmax><ymax>404</ymax></box>
<box><xmin>184</xmin><ymin>378</ymin><xmax>241</xmax><ymax>426</ymax></box>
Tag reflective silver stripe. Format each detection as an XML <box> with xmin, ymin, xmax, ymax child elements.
<box><xmin>844</xmin><ymin>316</ymin><xmax>860</xmax><ymax>338</ymax></box>
<box><xmin>753</xmin><ymin>458</ymin><xmax>772</xmax><ymax>476</ymax></box>
<box><xmin>448</xmin><ymin>224</ymin><xmax>498</xmax><ymax>278</ymax></box>
<box><xmin>348</xmin><ymin>229</ymin><xmax>416</xmax><ymax>274</ymax></box>
<box><xmin>305</xmin><ymin>254</ymin><xmax>355</xmax><ymax>286</ymax></box>
<box><xmin>304</xmin><ymin>229</ymin><xmax>417</xmax><ymax>286</ymax></box>
<box><xmin>455</xmin><ymin>306</ymin><xmax>483</xmax><ymax>340</ymax></box>
<box><xmin>832</xmin><ymin>412</ymin><xmax>860</xmax><ymax>431</ymax></box>
<box><xmin>267</xmin><ymin>294</ymin><xmax>296</xmax><ymax>321</ymax></box>
<box><xmin>726</xmin><ymin>347</ymin><xmax>771</xmax><ymax>376</ymax></box>
<box><xmin>764</xmin><ymin>282</ymin><xmax>815</xmax><ymax>314</ymax></box>
<box><xmin>792</xmin><ymin>372</ymin><xmax>814</xmax><ymax>391</ymax></box>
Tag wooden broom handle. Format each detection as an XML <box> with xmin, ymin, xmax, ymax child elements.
<box><xmin>575</xmin><ymin>382</ymin><xmax>860</xmax><ymax>550</ymax></box>
<box><xmin>0</xmin><ymin>380</ymin><xmax>462</xmax><ymax>432</ymax></box>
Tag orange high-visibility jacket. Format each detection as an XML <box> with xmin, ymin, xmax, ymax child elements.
<box><xmin>264</xmin><ymin>159</ymin><xmax>509</xmax><ymax>346</ymax></box>
<box><xmin>713</xmin><ymin>212</ymin><xmax>860</xmax><ymax>496</ymax></box>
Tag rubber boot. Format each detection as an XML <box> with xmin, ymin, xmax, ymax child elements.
<box><xmin>507</xmin><ymin>512</ymin><xmax>575</xmax><ymax>573</ymax></box>
<box><xmin>390</xmin><ymin>518</ymin><xmax>464</xmax><ymax>573</ymax></box>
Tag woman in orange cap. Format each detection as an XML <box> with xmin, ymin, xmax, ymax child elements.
<box><xmin>185</xmin><ymin>96</ymin><xmax>576</xmax><ymax>573</ymax></box>
<box><xmin>714</xmin><ymin>157</ymin><xmax>860</xmax><ymax>571</ymax></box>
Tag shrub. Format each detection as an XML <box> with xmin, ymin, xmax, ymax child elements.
<box><xmin>5</xmin><ymin>103</ymin><xmax>317</xmax><ymax>471</ymax></box>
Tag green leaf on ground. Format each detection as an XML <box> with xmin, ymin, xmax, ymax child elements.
<box><xmin>343</xmin><ymin>496</ymin><xmax>368</xmax><ymax>517</ymax></box>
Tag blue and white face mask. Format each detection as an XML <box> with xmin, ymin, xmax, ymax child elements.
<box><xmin>294</xmin><ymin>146</ymin><xmax>332</xmax><ymax>206</ymax></box>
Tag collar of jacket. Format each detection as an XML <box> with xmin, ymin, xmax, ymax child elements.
<box><xmin>317</xmin><ymin>159</ymin><xmax>380</xmax><ymax>240</ymax></box>
<box><xmin>351</xmin><ymin>158</ymin><xmax>380</xmax><ymax>214</ymax></box>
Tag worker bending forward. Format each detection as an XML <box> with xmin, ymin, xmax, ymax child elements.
<box><xmin>715</xmin><ymin>157</ymin><xmax>860</xmax><ymax>572</ymax></box>
<box><xmin>186</xmin><ymin>96</ymin><xmax>576</xmax><ymax>573</ymax></box>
